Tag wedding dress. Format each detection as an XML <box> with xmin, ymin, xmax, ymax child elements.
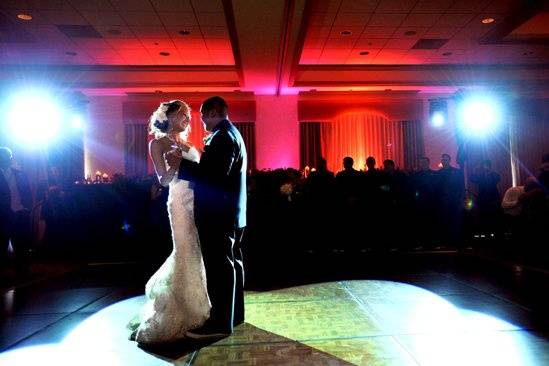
<box><xmin>128</xmin><ymin>147</ymin><xmax>211</xmax><ymax>344</ymax></box>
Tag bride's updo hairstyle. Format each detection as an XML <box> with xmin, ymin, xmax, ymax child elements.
<box><xmin>149</xmin><ymin>100</ymin><xmax>191</xmax><ymax>139</ymax></box>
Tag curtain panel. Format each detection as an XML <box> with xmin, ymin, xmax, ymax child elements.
<box><xmin>233</xmin><ymin>122</ymin><xmax>256</xmax><ymax>172</ymax></box>
<box><xmin>300</xmin><ymin>122</ymin><xmax>322</xmax><ymax>169</ymax></box>
<box><xmin>124</xmin><ymin>124</ymin><xmax>148</xmax><ymax>177</ymax></box>
<box><xmin>320</xmin><ymin>112</ymin><xmax>406</xmax><ymax>173</ymax></box>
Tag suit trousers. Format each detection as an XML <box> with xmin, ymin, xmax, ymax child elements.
<box><xmin>196</xmin><ymin>221</ymin><xmax>245</xmax><ymax>333</ymax></box>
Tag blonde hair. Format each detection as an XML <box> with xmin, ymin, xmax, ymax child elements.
<box><xmin>148</xmin><ymin>100</ymin><xmax>191</xmax><ymax>139</ymax></box>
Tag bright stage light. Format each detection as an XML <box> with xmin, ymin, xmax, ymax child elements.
<box><xmin>431</xmin><ymin>111</ymin><xmax>445</xmax><ymax>127</ymax></box>
<box><xmin>71</xmin><ymin>115</ymin><xmax>83</xmax><ymax>129</ymax></box>
<box><xmin>429</xmin><ymin>99</ymin><xmax>447</xmax><ymax>128</ymax></box>
<box><xmin>7</xmin><ymin>92</ymin><xmax>62</xmax><ymax>145</ymax></box>
<box><xmin>458</xmin><ymin>97</ymin><xmax>501</xmax><ymax>137</ymax></box>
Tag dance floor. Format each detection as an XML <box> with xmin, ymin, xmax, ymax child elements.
<box><xmin>2</xmin><ymin>259</ymin><xmax>549</xmax><ymax>365</ymax></box>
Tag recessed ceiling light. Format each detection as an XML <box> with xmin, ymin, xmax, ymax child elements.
<box><xmin>155</xmin><ymin>90</ymin><xmax>163</xmax><ymax>94</ymax></box>
<box><xmin>359</xmin><ymin>51</ymin><xmax>370</xmax><ymax>55</ymax></box>
<box><xmin>159</xmin><ymin>51</ymin><xmax>170</xmax><ymax>56</ymax></box>
<box><xmin>179</xmin><ymin>30</ymin><xmax>191</xmax><ymax>36</ymax></box>
<box><xmin>65</xmin><ymin>51</ymin><xmax>78</xmax><ymax>56</ymax></box>
<box><xmin>404</xmin><ymin>30</ymin><xmax>416</xmax><ymax>36</ymax></box>
<box><xmin>340</xmin><ymin>30</ymin><xmax>352</xmax><ymax>36</ymax></box>
<box><xmin>481</xmin><ymin>17</ymin><xmax>495</xmax><ymax>24</ymax></box>
<box><xmin>107</xmin><ymin>29</ymin><xmax>122</xmax><ymax>35</ymax></box>
<box><xmin>17</xmin><ymin>13</ymin><xmax>33</xmax><ymax>21</ymax></box>
<box><xmin>442</xmin><ymin>52</ymin><xmax>452</xmax><ymax>56</ymax></box>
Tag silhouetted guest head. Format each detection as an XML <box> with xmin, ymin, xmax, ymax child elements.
<box><xmin>343</xmin><ymin>156</ymin><xmax>354</xmax><ymax>170</ymax></box>
<box><xmin>383</xmin><ymin>159</ymin><xmax>395</xmax><ymax>173</ymax></box>
<box><xmin>542</xmin><ymin>153</ymin><xmax>549</xmax><ymax>164</ymax></box>
<box><xmin>0</xmin><ymin>147</ymin><xmax>13</xmax><ymax>170</ymax></box>
<box><xmin>441</xmin><ymin>153</ymin><xmax>451</xmax><ymax>168</ymax></box>
<box><xmin>419</xmin><ymin>156</ymin><xmax>430</xmax><ymax>171</ymax></box>
<box><xmin>366</xmin><ymin>156</ymin><xmax>376</xmax><ymax>170</ymax></box>
<box><xmin>318</xmin><ymin>158</ymin><xmax>328</xmax><ymax>171</ymax></box>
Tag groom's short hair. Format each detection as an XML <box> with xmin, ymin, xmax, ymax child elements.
<box><xmin>201</xmin><ymin>96</ymin><xmax>228</xmax><ymax>116</ymax></box>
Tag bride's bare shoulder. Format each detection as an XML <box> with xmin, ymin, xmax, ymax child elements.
<box><xmin>149</xmin><ymin>136</ymin><xmax>170</xmax><ymax>151</ymax></box>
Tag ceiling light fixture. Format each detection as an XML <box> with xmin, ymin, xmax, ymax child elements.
<box><xmin>359</xmin><ymin>51</ymin><xmax>370</xmax><ymax>55</ymax></box>
<box><xmin>442</xmin><ymin>52</ymin><xmax>452</xmax><ymax>56</ymax></box>
<box><xmin>404</xmin><ymin>30</ymin><xmax>416</xmax><ymax>36</ymax></box>
<box><xmin>340</xmin><ymin>30</ymin><xmax>352</xmax><ymax>36</ymax></box>
<box><xmin>481</xmin><ymin>17</ymin><xmax>495</xmax><ymax>24</ymax></box>
<box><xmin>179</xmin><ymin>30</ymin><xmax>191</xmax><ymax>36</ymax></box>
<box><xmin>159</xmin><ymin>51</ymin><xmax>170</xmax><ymax>56</ymax></box>
<box><xmin>107</xmin><ymin>29</ymin><xmax>122</xmax><ymax>35</ymax></box>
<box><xmin>17</xmin><ymin>13</ymin><xmax>33</xmax><ymax>21</ymax></box>
<box><xmin>65</xmin><ymin>51</ymin><xmax>78</xmax><ymax>56</ymax></box>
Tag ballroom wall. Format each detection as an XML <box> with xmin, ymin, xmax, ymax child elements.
<box><xmin>255</xmin><ymin>95</ymin><xmax>300</xmax><ymax>169</ymax></box>
<box><xmin>84</xmin><ymin>93</ymin><xmax>463</xmax><ymax>175</ymax></box>
<box><xmin>85</xmin><ymin>96</ymin><xmax>125</xmax><ymax>177</ymax></box>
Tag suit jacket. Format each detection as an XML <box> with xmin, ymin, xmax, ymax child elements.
<box><xmin>178</xmin><ymin>119</ymin><xmax>247</xmax><ymax>229</ymax></box>
<box><xmin>0</xmin><ymin>168</ymin><xmax>32</xmax><ymax>217</ymax></box>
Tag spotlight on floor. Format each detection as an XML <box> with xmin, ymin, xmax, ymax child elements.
<box><xmin>458</xmin><ymin>98</ymin><xmax>501</xmax><ymax>137</ymax></box>
<box><xmin>7</xmin><ymin>92</ymin><xmax>62</xmax><ymax>145</ymax></box>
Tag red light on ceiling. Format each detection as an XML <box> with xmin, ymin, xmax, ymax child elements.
<box><xmin>179</xmin><ymin>30</ymin><xmax>191</xmax><ymax>36</ymax></box>
<box><xmin>359</xmin><ymin>51</ymin><xmax>370</xmax><ymax>55</ymax></box>
<box><xmin>340</xmin><ymin>30</ymin><xmax>352</xmax><ymax>36</ymax></box>
<box><xmin>404</xmin><ymin>30</ymin><xmax>416</xmax><ymax>36</ymax></box>
<box><xmin>17</xmin><ymin>13</ymin><xmax>33</xmax><ymax>21</ymax></box>
<box><xmin>159</xmin><ymin>51</ymin><xmax>170</xmax><ymax>56</ymax></box>
<box><xmin>481</xmin><ymin>17</ymin><xmax>495</xmax><ymax>24</ymax></box>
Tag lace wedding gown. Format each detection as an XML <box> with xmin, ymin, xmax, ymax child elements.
<box><xmin>128</xmin><ymin>147</ymin><xmax>211</xmax><ymax>344</ymax></box>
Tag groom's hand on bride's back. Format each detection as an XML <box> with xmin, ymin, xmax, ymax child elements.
<box><xmin>165</xmin><ymin>149</ymin><xmax>182</xmax><ymax>168</ymax></box>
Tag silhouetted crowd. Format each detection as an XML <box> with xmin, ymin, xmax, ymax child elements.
<box><xmin>247</xmin><ymin>153</ymin><xmax>549</xmax><ymax>254</ymax></box>
<box><xmin>2</xmin><ymin>145</ymin><xmax>549</xmax><ymax>282</ymax></box>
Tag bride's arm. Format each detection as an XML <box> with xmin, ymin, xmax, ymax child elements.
<box><xmin>149</xmin><ymin>139</ymin><xmax>177</xmax><ymax>187</ymax></box>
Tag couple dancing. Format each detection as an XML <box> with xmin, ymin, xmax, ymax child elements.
<box><xmin>128</xmin><ymin>96</ymin><xmax>247</xmax><ymax>344</ymax></box>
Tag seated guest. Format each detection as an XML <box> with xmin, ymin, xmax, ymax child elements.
<box><xmin>335</xmin><ymin>157</ymin><xmax>361</xmax><ymax>249</ymax></box>
<box><xmin>518</xmin><ymin>177</ymin><xmax>548</xmax><ymax>254</ymax></box>
<box><xmin>539</xmin><ymin>153</ymin><xmax>549</xmax><ymax>194</ymax></box>
<box><xmin>412</xmin><ymin>157</ymin><xmax>437</xmax><ymax>248</ymax></box>
<box><xmin>0</xmin><ymin>147</ymin><xmax>33</xmax><ymax>276</ymax></box>
<box><xmin>437</xmin><ymin>153</ymin><xmax>465</xmax><ymax>247</ymax></box>
<box><xmin>469</xmin><ymin>160</ymin><xmax>502</xmax><ymax>237</ymax></box>
<box><xmin>502</xmin><ymin>184</ymin><xmax>525</xmax><ymax>217</ymax></box>
<box><xmin>307</xmin><ymin>158</ymin><xmax>335</xmax><ymax>190</ymax></box>
<box><xmin>305</xmin><ymin>158</ymin><xmax>336</xmax><ymax>249</ymax></box>
<box><xmin>501</xmin><ymin>184</ymin><xmax>525</xmax><ymax>244</ymax></box>
<box><xmin>361</xmin><ymin>156</ymin><xmax>383</xmax><ymax>249</ymax></box>
<box><xmin>379</xmin><ymin>160</ymin><xmax>409</xmax><ymax>249</ymax></box>
<box><xmin>336</xmin><ymin>157</ymin><xmax>360</xmax><ymax>179</ymax></box>
<box><xmin>336</xmin><ymin>157</ymin><xmax>361</xmax><ymax>198</ymax></box>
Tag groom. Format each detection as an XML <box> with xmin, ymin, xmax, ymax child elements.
<box><xmin>169</xmin><ymin>96</ymin><xmax>247</xmax><ymax>338</ymax></box>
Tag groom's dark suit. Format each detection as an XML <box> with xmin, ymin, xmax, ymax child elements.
<box><xmin>178</xmin><ymin>119</ymin><xmax>247</xmax><ymax>333</ymax></box>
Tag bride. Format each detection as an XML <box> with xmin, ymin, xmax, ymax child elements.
<box><xmin>128</xmin><ymin>100</ymin><xmax>211</xmax><ymax>344</ymax></box>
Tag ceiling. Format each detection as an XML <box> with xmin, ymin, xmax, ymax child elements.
<box><xmin>0</xmin><ymin>0</ymin><xmax>548</xmax><ymax>95</ymax></box>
